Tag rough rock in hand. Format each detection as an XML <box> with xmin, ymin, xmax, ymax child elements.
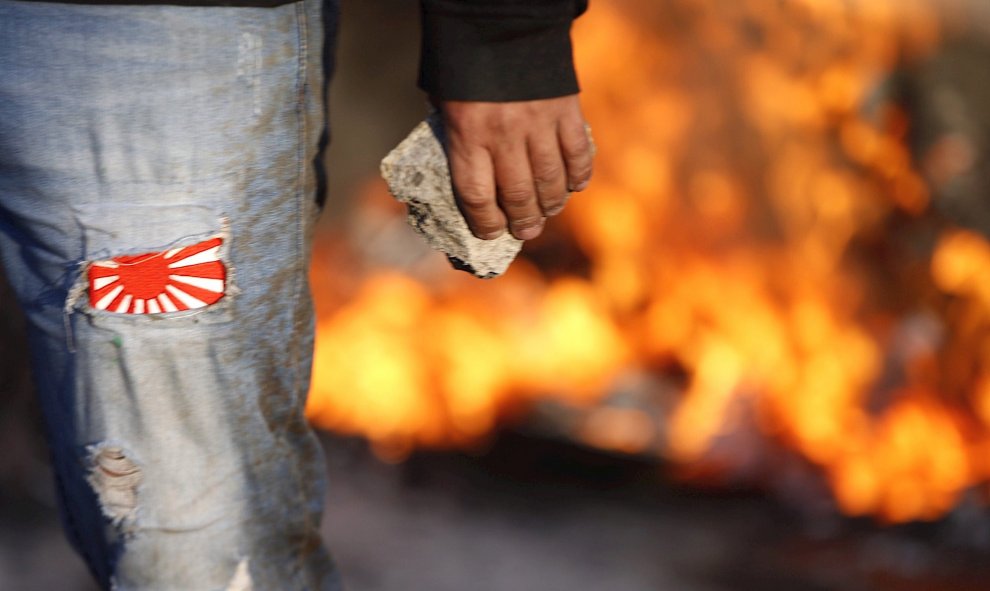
<box><xmin>380</xmin><ymin>113</ymin><xmax>523</xmax><ymax>279</ymax></box>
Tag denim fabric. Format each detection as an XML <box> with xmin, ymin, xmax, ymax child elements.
<box><xmin>0</xmin><ymin>0</ymin><xmax>342</xmax><ymax>589</ymax></box>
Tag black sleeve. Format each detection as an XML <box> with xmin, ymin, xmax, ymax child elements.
<box><xmin>418</xmin><ymin>0</ymin><xmax>589</xmax><ymax>102</ymax></box>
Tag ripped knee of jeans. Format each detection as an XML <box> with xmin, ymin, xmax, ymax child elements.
<box><xmin>86</xmin><ymin>442</ymin><xmax>143</xmax><ymax>531</ymax></box>
<box><xmin>65</xmin><ymin>203</ymin><xmax>238</xmax><ymax>330</ymax></box>
<box><xmin>81</xmin><ymin>234</ymin><xmax>229</xmax><ymax>316</ymax></box>
<box><xmin>226</xmin><ymin>558</ymin><xmax>253</xmax><ymax>591</ymax></box>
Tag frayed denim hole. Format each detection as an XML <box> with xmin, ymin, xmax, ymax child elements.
<box><xmin>68</xmin><ymin>210</ymin><xmax>238</xmax><ymax>329</ymax></box>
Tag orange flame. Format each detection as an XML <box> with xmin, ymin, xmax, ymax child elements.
<box><xmin>307</xmin><ymin>0</ymin><xmax>990</xmax><ymax>522</ymax></box>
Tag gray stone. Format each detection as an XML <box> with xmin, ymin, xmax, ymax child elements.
<box><xmin>380</xmin><ymin>113</ymin><xmax>523</xmax><ymax>279</ymax></box>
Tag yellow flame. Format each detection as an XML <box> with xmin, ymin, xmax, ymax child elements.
<box><xmin>305</xmin><ymin>0</ymin><xmax>990</xmax><ymax>523</ymax></box>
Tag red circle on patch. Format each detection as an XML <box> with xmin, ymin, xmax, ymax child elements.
<box><xmin>113</xmin><ymin>253</ymin><xmax>170</xmax><ymax>300</ymax></box>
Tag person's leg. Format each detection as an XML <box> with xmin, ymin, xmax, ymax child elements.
<box><xmin>0</xmin><ymin>0</ymin><xmax>341</xmax><ymax>588</ymax></box>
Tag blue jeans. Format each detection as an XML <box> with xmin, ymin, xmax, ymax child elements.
<box><xmin>0</xmin><ymin>0</ymin><xmax>342</xmax><ymax>588</ymax></box>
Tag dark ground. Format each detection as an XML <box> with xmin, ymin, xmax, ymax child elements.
<box><xmin>5</xmin><ymin>430</ymin><xmax>990</xmax><ymax>591</ymax></box>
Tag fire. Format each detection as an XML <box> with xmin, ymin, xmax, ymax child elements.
<box><xmin>308</xmin><ymin>260</ymin><xmax>631</xmax><ymax>461</ymax></box>
<box><xmin>307</xmin><ymin>0</ymin><xmax>990</xmax><ymax>522</ymax></box>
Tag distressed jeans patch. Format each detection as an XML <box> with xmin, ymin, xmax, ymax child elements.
<box><xmin>88</xmin><ymin>237</ymin><xmax>227</xmax><ymax>314</ymax></box>
<box><xmin>86</xmin><ymin>443</ymin><xmax>143</xmax><ymax>531</ymax></box>
<box><xmin>66</xmin><ymin>202</ymin><xmax>238</xmax><ymax>326</ymax></box>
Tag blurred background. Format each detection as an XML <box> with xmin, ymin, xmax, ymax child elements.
<box><xmin>5</xmin><ymin>0</ymin><xmax>990</xmax><ymax>589</ymax></box>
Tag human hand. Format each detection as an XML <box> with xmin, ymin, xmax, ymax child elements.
<box><xmin>437</xmin><ymin>95</ymin><xmax>594</xmax><ymax>241</ymax></box>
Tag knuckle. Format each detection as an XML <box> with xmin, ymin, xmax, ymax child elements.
<box><xmin>499</xmin><ymin>186</ymin><xmax>536</xmax><ymax>208</ymax></box>
<box><xmin>488</xmin><ymin>115</ymin><xmax>518</xmax><ymax>141</ymax></box>
<box><xmin>497</xmin><ymin>106</ymin><xmax>525</xmax><ymax>127</ymax></box>
<box><xmin>455</xmin><ymin>178</ymin><xmax>490</xmax><ymax>195</ymax></box>
<box><xmin>568</xmin><ymin>161</ymin><xmax>593</xmax><ymax>181</ymax></box>
<box><xmin>541</xmin><ymin>194</ymin><xmax>567</xmax><ymax>214</ymax></box>
<box><xmin>561</xmin><ymin>129</ymin><xmax>591</xmax><ymax>155</ymax></box>
<box><xmin>460</xmin><ymin>198</ymin><xmax>492</xmax><ymax>213</ymax></box>
<box><xmin>466</xmin><ymin>209</ymin><xmax>499</xmax><ymax>226</ymax></box>
<box><xmin>456</xmin><ymin>189</ymin><xmax>494</xmax><ymax>210</ymax></box>
<box><xmin>508</xmin><ymin>215</ymin><xmax>544</xmax><ymax>230</ymax></box>
<box><xmin>563</xmin><ymin>136</ymin><xmax>591</xmax><ymax>161</ymax></box>
<box><xmin>533</xmin><ymin>163</ymin><xmax>565</xmax><ymax>186</ymax></box>
<box><xmin>536</xmin><ymin>184</ymin><xmax>566</xmax><ymax>206</ymax></box>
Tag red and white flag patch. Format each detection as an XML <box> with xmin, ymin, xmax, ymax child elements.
<box><xmin>88</xmin><ymin>237</ymin><xmax>227</xmax><ymax>314</ymax></box>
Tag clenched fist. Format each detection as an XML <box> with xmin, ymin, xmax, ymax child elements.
<box><xmin>438</xmin><ymin>95</ymin><xmax>594</xmax><ymax>241</ymax></box>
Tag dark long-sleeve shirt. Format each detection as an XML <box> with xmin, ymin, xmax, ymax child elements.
<box><xmin>33</xmin><ymin>0</ymin><xmax>588</xmax><ymax>102</ymax></box>
<box><xmin>418</xmin><ymin>0</ymin><xmax>588</xmax><ymax>101</ymax></box>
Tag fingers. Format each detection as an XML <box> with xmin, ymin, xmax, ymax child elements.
<box><xmin>448</xmin><ymin>140</ymin><xmax>507</xmax><ymax>240</ymax></box>
<box><xmin>528</xmin><ymin>132</ymin><xmax>569</xmax><ymax>218</ymax></box>
<box><xmin>441</xmin><ymin>96</ymin><xmax>595</xmax><ymax>242</ymax></box>
<box><xmin>559</xmin><ymin>115</ymin><xmax>594</xmax><ymax>193</ymax></box>
<box><xmin>493</xmin><ymin>141</ymin><xmax>544</xmax><ymax>241</ymax></box>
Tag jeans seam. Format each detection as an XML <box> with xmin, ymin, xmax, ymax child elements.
<box><xmin>291</xmin><ymin>2</ymin><xmax>315</xmax><ymax>588</ymax></box>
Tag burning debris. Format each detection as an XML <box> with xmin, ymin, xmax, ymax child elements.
<box><xmin>308</xmin><ymin>0</ymin><xmax>990</xmax><ymax>525</ymax></box>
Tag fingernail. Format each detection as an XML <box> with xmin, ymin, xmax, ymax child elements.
<box><xmin>513</xmin><ymin>220</ymin><xmax>545</xmax><ymax>241</ymax></box>
<box><xmin>544</xmin><ymin>204</ymin><xmax>564</xmax><ymax>217</ymax></box>
<box><xmin>480</xmin><ymin>229</ymin><xmax>505</xmax><ymax>240</ymax></box>
<box><xmin>573</xmin><ymin>180</ymin><xmax>590</xmax><ymax>192</ymax></box>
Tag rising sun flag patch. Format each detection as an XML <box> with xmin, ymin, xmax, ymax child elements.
<box><xmin>88</xmin><ymin>237</ymin><xmax>227</xmax><ymax>314</ymax></box>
